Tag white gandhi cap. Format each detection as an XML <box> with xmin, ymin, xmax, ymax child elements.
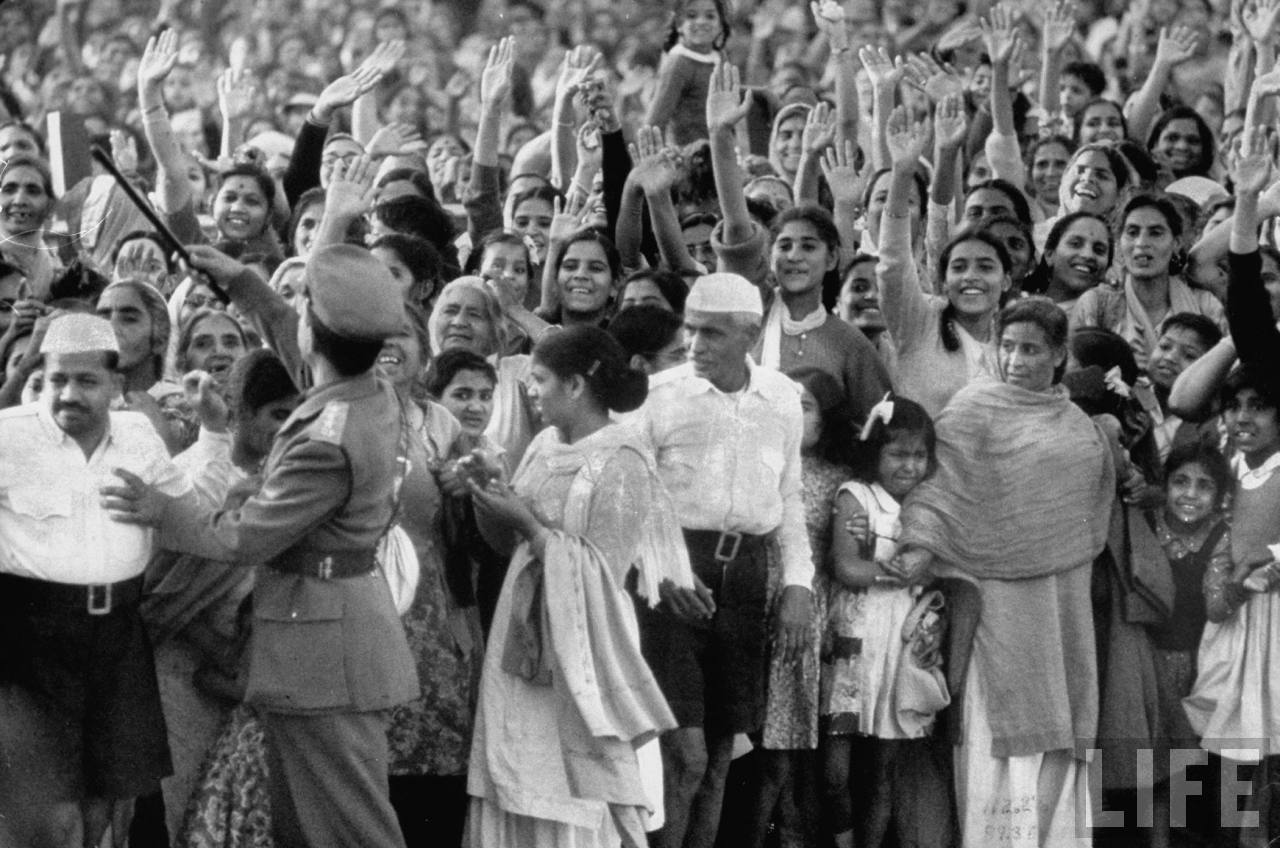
<box><xmin>41</xmin><ymin>314</ymin><xmax>120</xmax><ymax>355</ymax></box>
<box><xmin>685</xmin><ymin>273</ymin><xmax>764</xmax><ymax>317</ymax></box>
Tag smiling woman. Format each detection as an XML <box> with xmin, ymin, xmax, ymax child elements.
<box><xmin>0</xmin><ymin>155</ymin><xmax>58</xmax><ymax>299</ymax></box>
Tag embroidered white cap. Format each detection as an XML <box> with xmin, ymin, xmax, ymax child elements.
<box><xmin>686</xmin><ymin>273</ymin><xmax>763</xmax><ymax>317</ymax></box>
<box><xmin>41</xmin><ymin>314</ymin><xmax>120</xmax><ymax>355</ymax></box>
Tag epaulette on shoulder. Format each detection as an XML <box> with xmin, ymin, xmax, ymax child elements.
<box><xmin>310</xmin><ymin>400</ymin><xmax>350</xmax><ymax>445</ymax></box>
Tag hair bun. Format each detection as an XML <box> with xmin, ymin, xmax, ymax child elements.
<box><xmin>603</xmin><ymin>364</ymin><xmax>648</xmax><ymax>414</ymax></box>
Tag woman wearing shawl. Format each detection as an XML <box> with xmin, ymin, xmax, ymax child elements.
<box><xmin>465</xmin><ymin>326</ymin><xmax>693</xmax><ymax>847</ymax></box>
<box><xmin>887</xmin><ymin>298</ymin><xmax>1115</xmax><ymax>847</ymax></box>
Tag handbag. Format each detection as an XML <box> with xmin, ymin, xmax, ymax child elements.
<box><xmin>376</xmin><ymin>401</ymin><xmax>419</xmax><ymax>616</ymax></box>
<box><xmin>377</xmin><ymin>524</ymin><xmax>419</xmax><ymax>616</ymax></box>
<box><xmin>894</xmin><ymin>589</ymin><xmax>950</xmax><ymax>730</ymax></box>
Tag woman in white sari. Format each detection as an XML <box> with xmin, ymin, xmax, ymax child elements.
<box><xmin>465</xmin><ymin>325</ymin><xmax>693</xmax><ymax>847</ymax></box>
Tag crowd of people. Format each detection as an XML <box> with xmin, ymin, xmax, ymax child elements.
<box><xmin>1</xmin><ymin>0</ymin><xmax>1279</xmax><ymax>845</ymax></box>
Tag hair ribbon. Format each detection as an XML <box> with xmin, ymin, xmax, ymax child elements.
<box><xmin>859</xmin><ymin>392</ymin><xmax>895</xmax><ymax>441</ymax></box>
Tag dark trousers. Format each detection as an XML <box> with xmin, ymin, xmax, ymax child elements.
<box><xmin>263</xmin><ymin>710</ymin><xmax>406</xmax><ymax>848</ymax></box>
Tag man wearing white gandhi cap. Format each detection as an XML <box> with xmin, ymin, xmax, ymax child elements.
<box><xmin>626</xmin><ymin>272</ymin><xmax>815</xmax><ymax>848</ymax></box>
<box><xmin>0</xmin><ymin>312</ymin><xmax>191</xmax><ymax>847</ymax></box>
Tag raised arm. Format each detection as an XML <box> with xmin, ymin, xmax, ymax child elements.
<box><xmin>313</xmin><ymin>155</ymin><xmax>378</xmax><ymax>250</ymax></box>
<box><xmin>1228</xmin><ymin>122</ymin><xmax>1280</xmax><ymax>365</ymax></box>
<box><xmin>1038</xmin><ymin>0</ymin><xmax>1077</xmax><ymax>119</ymax></box>
<box><xmin>216</xmin><ymin>68</ymin><xmax>256</xmax><ymax>161</ymax></box>
<box><xmin>811</xmin><ymin>0</ymin><xmax>859</xmax><ymax>145</ymax></box>
<box><xmin>1123</xmin><ymin>24</ymin><xmax>1198</xmax><ymax>144</ymax></box>
<box><xmin>1243</xmin><ymin>0</ymin><xmax>1280</xmax><ymax>124</ymax></box>
<box><xmin>282</xmin><ymin>41</ymin><xmax>400</xmax><ymax>205</ymax></box>
<box><xmin>820</xmin><ymin>139</ymin><xmax>869</xmax><ymax>268</ymax></box>
<box><xmin>466</xmin><ymin>37</ymin><xmax>514</xmax><ymax>245</ymax></box>
<box><xmin>539</xmin><ymin>195</ymin><xmax>588</xmax><ymax>315</ymax></box>
<box><xmin>706</xmin><ymin>61</ymin><xmax>755</xmax><ymax>245</ymax></box>
<box><xmin>981</xmin><ymin>3</ymin><xmax>1022</xmax><ymax>144</ymax></box>
<box><xmin>137</xmin><ymin>30</ymin><xmax>190</xmax><ymax>215</ymax></box>
<box><xmin>551</xmin><ymin>47</ymin><xmax>601</xmax><ymax>191</ymax></box>
<box><xmin>879</xmin><ymin>105</ymin><xmax>934</xmax><ymax>345</ymax></box>
<box><xmin>859</xmin><ymin>46</ymin><xmax>905</xmax><ymax>172</ymax></box>
<box><xmin>631</xmin><ymin>126</ymin><xmax>702</xmax><ymax>275</ymax></box>
<box><xmin>793</xmin><ymin>101</ymin><xmax>837</xmax><ymax>205</ymax></box>
<box><xmin>927</xmin><ymin>94</ymin><xmax>968</xmax><ymax>283</ymax></box>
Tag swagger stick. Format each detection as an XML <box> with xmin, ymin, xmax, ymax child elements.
<box><xmin>88</xmin><ymin>144</ymin><xmax>230</xmax><ymax>304</ymax></box>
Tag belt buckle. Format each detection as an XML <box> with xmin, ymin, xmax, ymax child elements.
<box><xmin>319</xmin><ymin>556</ymin><xmax>334</xmax><ymax>580</ymax></box>
<box><xmin>714</xmin><ymin>531</ymin><xmax>742</xmax><ymax>563</ymax></box>
<box><xmin>87</xmin><ymin>583</ymin><xmax>112</xmax><ymax>616</ymax></box>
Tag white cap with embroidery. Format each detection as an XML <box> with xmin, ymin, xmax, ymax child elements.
<box><xmin>41</xmin><ymin>314</ymin><xmax>120</xmax><ymax>355</ymax></box>
<box><xmin>686</xmin><ymin>273</ymin><xmax>764</xmax><ymax>317</ymax></box>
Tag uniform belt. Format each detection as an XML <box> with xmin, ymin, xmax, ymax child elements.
<box><xmin>0</xmin><ymin>573</ymin><xmax>143</xmax><ymax>616</ymax></box>
<box><xmin>682</xmin><ymin>528</ymin><xmax>771</xmax><ymax>564</ymax></box>
<box><xmin>270</xmin><ymin>548</ymin><xmax>378</xmax><ymax>579</ymax></box>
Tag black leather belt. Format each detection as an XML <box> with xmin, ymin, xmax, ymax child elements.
<box><xmin>682</xmin><ymin>529</ymin><xmax>771</xmax><ymax>564</ymax></box>
<box><xmin>0</xmin><ymin>573</ymin><xmax>143</xmax><ymax>616</ymax></box>
<box><xmin>270</xmin><ymin>548</ymin><xmax>378</xmax><ymax>579</ymax></box>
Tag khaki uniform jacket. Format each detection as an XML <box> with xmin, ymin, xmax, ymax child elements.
<box><xmin>159</xmin><ymin>371</ymin><xmax>418</xmax><ymax>714</ymax></box>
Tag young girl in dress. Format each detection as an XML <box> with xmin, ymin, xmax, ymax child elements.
<box><xmin>1184</xmin><ymin>365</ymin><xmax>1280</xmax><ymax>843</ymax></box>
<box><xmin>644</xmin><ymin>0</ymin><xmax>730</xmax><ymax>145</ymax></box>
<box><xmin>1145</xmin><ymin>441</ymin><xmax>1233</xmax><ymax>848</ymax></box>
<box><xmin>821</xmin><ymin>395</ymin><xmax>950</xmax><ymax>848</ymax></box>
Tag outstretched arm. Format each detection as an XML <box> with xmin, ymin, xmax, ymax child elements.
<box><xmin>1123</xmin><ymin>25</ymin><xmax>1198</xmax><ymax>144</ymax></box>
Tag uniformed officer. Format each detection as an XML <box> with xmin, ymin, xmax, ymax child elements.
<box><xmin>104</xmin><ymin>244</ymin><xmax>418</xmax><ymax>848</ymax></box>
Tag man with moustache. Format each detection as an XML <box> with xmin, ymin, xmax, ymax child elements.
<box><xmin>0</xmin><ymin>313</ymin><xmax>191</xmax><ymax>848</ymax></box>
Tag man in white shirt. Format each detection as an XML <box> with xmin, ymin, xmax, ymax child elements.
<box><xmin>628</xmin><ymin>273</ymin><xmax>814</xmax><ymax>848</ymax></box>
<box><xmin>0</xmin><ymin>314</ymin><xmax>190</xmax><ymax>848</ymax></box>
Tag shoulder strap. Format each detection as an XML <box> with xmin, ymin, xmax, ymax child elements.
<box><xmin>379</xmin><ymin>398</ymin><xmax>413</xmax><ymax>543</ymax></box>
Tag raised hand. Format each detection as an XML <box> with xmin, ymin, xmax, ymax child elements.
<box><xmin>138</xmin><ymin>29</ymin><xmax>180</xmax><ymax>91</ymax></box>
<box><xmin>933</xmin><ymin>93</ymin><xmax>968</xmax><ymax>150</ymax></box>
<box><xmin>480</xmin><ymin>36</ymin><xmax>514</xmax><ymax>108</ymax></box>
<box><xmin>810</xmin><ymin>0</ymin><xmax>849</xmax><ymax>51</ymax></box>
<box><xmin>801</xmin><ymin>101</ymin><xmax>838</xmax><ymax>156</ymax></box>
<box><xmin>885</xmin><ymin>104</ymin><xmax>930</xmax><ymax>167</ymax></box>
<box><xmin>367</xmin><ymin>122</ymin><xmax>424</xmax><ymax>158</ymax></box>
<box><xmin>359</xmin><ymin>40</ymin><xmax>406</xmax><ymax>77</ymax></box>
<box><xmin>1154</xmin><ymin>24</ymin><xmax>1199</xmax><ymax>67</ymax></box>
<box><xmin>1041</xmin><ymin>0</ymin><xmax>1078</xmax><ymax>53</ymax></box>
<box><xmin>980</xmin><ymin>2</ymin><xmax>1023</xmax><ymax>66</ymax></box>
<box><xmin>556</xmin><ymin>46</ymin><xmax>603</xmax><ymax>106</ymax></box>
<box><xmin>1234</xmin><ymin>123</ymin><xmax>1274</xmax><ymax>195</ymax></box>
<box><xmin>859</xmin><ymin>45</ymin><xmax>905</xmax><ymax>94</ymax></box>
<box><xmin>820</xmin><ymin>139</ymin><xmax>869</xmax><ymax>205</ymax></box>
<box><xmin>315</xmin><ymin>44</ymin><xmax>402</xmax><ymax>123</ymax></box>
<box><xmin>324</xmin><ymin>154</ymin><xmax>379</xmax><ymax>220</ymax></box>
<box><xmin>706</xmin><ymin>61</ymin><xmax>751</xmax><ymax>132</ymax></box>
<box><xmin>110</xmin><ymin>128</ymin><xmax>139</xmax><ymax>174</ymax></box>
<box><xmin>628</xmin><ymin>125</ymin><xmax>681</xmax><ymax>195</ymax></box>
<box><xmin>548</xmin><ymin>194</ymin><xmax>588</xmax><ymax>245</ymax></box>
<box><xmin>217</xmin><ymin>68</ymin><xmax>257</xmax><ymax>122</ymax></box>
<box><xmin>182</xmin><ymin>370</ymin><xmax>230</xmax><ymax>430</ymax></box>
<box><xmin>1244</xmin><ymin>0</ymin><xmax>1280</xmax><ymax>44</ymax></box>
<box><xmin>901</xmin><ymin>52</ymin><xmax>966</xmax><ymax>103</ymax></box>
